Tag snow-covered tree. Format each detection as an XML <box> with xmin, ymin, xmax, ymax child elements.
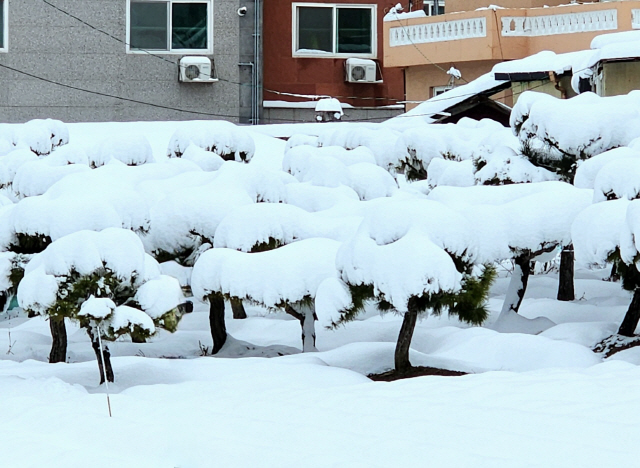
<box><xmin>283</xmin><ymin>145</ymin><xmax>397</xmax><ymax>201</ymax></box>
<box><xmin>574</xmin><ymin>154</ymin><xmax>640</xmax><ymax>344</ymax></box>
<box><xmin>329</xmin><ymin>199</ymin><xmax>494</xmax><ymax>372</ymax></box>
<box><xmin>513</xmin><ymin>91</ymin><xmax>640</xmax><ymax>302</ymax></box>
<box><xmin>428</xmin><ymin>182</ymin><xmax>591</xmax><ymax>332</ymax></box>
<box><xmin>17</xmin><ymin>228</ymin><xmax>186</xmax><ymax>383</ymax></box>
<box><xmin>167</xmin><ymin>121</ymin><xmax>255</xmax><ymax>163</ymax></box>
<box><xmin>192</xmin><ymin>238</ymin><xmax>341</xmax><ymax>353</ymax></box>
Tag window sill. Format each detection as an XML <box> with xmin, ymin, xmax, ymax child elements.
<box><xmin>293</xmin><ymin>52</ymin><xmax>377</xmax><ymax>59</ymax></box>
<box><xmin>126</xmin><ymin>49</ymin><xmax>214</xmax><ymax>56</ymax></box>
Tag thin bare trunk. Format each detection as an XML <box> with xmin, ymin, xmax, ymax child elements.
<box><xmin>285</xmin><ymin>304</ymin><xmax>318</xmax><ymax>352</ymax></box>
<box><xmin>49</xmin><ymin>316</ymin><xmax>67</xmax><ymax>364</ymax></box>
<box><xmin>499</xmin><ymin>254</ymin><xmax>531</xmax><ymax>318</ymax></box>
<box><xmin>230</xmin><ymin>298</ymin><xmax>247</xmax><ymax>319</ymax></box>
<box><xmin>395</xmin><ymin>308</ymin><xmax>418</xmax><ymax>372</ymax></box>
<box><xmin>619</xmin><ymin>288</ymin><xmax>640</xmax><ymax>337</ymax></box>
<box><xmin>557</xmin><ymin>244</ymin><xmax>575</xmax><ymax>301</ymax></box>
<box><xmin>88</xmin><ymin>329</ymin><xmax>114</xmax><ymax>384</ymax></box>
<box><xmin>209</xmin><ymin>295</ymin><xmax>227</xmax><ymax>354</ymax></box>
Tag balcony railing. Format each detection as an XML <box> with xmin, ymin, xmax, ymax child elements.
<box><xmin>389</xmin><ymin>17</ymin><xmax>486</xmax><ymax>47</ymax></box>
<box><xmin>501</xmin><ymin>9</ymin><xmax>617</xmax><ymax>36</ymax></box>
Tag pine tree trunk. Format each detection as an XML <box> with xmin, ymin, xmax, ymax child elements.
<box><xmin>300</xmin><ymin>305</ymin><xmax>317</xmax><ymax>352</ymax></box>
<box><xmin>557</xmin><ymin>244</ymin><xmax>575</xmax><ymax>301</ymax></box>
<box><xmin>618</xmin><ymin>288</ymin><xmax>640</xmax><ymax>337</ymax></box>
<box><xmin>499</xmin><ymin>253</ymin><xmax>531</xmax><ymax>318</ymax></box>
<box><xmin>230</xmin><ymin>298</ymin><xmax>247</xmax><ymax>319</ymax></box>
<box><xmin>209</xmin><ymin>295</ymin><xmax>227</xmax><ymax>354</ymax></box>
<box><xmin>48</xmin><ymin>316</ymin><xmax>67</xmax><ymax>364</ymax></box>
<box><xmin>395</xmin><ymin>308</ymin><xmax>418</xmax><ymax>372</ymax></box>
<box><xmin>88</xmin><ymin>329</ymin><xmax>114</xmax><ymax>384</ymax></box>
<box><xmin>285</xmin><ymin>304</ymin><xmax>318</xmax><ymax>352</ymax></box>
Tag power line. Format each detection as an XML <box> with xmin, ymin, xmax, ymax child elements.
<box><xmin>389</xmin><ymin>10</ymin><xmax>470</xmax><ymax>85</ymax></box>
<box><xmin>40</xmin><ymin>0</ymin><xmax>411</xmax><ymax>106</ymax></box>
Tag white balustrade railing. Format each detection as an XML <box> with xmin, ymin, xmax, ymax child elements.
<box><xmin>501</xmin><ymin>9</ymin><xmax>617</xmax><ymax>37</ymax></box>
<box><xmin>389</xmin><ymin>17</ymin><xmax>486</xmax><ymax>47</ymax></box>
<box><xmin>632</xmin><ymin>9</ymin><xmax>640</xmax><ymax>29</ymax></box>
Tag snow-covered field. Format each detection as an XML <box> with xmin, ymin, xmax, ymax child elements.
<box><xmin>2</xmin><ymin>272</ymin><xmax>640</xmax><ymax>467</ymax></box>
<box><xmin>2</xmin><ymin>105</ymin><xmax>640</xmax><ymax>467</ymax></box>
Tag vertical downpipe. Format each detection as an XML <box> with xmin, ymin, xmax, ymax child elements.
<box><xmin>254</xmin><ymin>0</ymin><xmax>262</xmax><ymax>125</ymax></box>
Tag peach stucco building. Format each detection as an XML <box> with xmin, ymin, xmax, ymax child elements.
<box><xmin>384</xmin><ymin>0</ymin><xmax>640</xmax><ymax>110</ymax></box>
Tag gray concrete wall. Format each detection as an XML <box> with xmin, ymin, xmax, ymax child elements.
<box><xmin>0</xmin><ymin>0</ymin><xmax>246</xmax><ymax>123</ymax></box>
<box><xmin>262</xmin><ymin>106</ymin><xmax>404</xmax><ymax>124</ymax></box>
<box><xmin>601</xmin><ymin>61</ymin><xmax>640</xmax><ymax>97</ymax></box>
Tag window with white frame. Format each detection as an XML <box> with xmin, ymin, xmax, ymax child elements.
<box><xmin>432</xmin><ymin>85</ymin><xmax>452</xmax><ymax>97</ymax></box>
<box><xmin>127</xmin><ymin>0</ymin><xmax>212</xmax><ymax>53</ymax></box>
<box><xmin>0</xmin><ymin>0</ymin><xmax>6</xmax><ymax>51</ymax></box>
<box><xmin>424</xmin><ymin>0</ymin><xmax>445</xmax><ymax>16</ymax></box>
<box><xmin>293</xmin><ymin>3</ymin><xmax>376</xmax><ymax>58</ymax></box>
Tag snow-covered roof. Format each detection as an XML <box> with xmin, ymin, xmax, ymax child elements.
<box><xmin>493</xmin><ymin>30</ymin><xmax>640</xmax><ymax>85</ymax></box>
<box><xmin>493</xmin><ymin>50</ymin><xmax>594</xmax><ymax>78</ymax></box>
<box><xmin>385</xmin><ymin>72</ymin><xmax>510</xmax><ymax>126</ymax></box>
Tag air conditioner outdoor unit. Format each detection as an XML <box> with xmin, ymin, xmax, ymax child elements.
<box><xmin>345</xmin><ymin>58</ymin><xmax>378</xmax><ymax>83</ymax></box>
<box><xmin>179</xmin><ymin>56</ymin><xmax>218</xmax><ymax>83</ymax></box>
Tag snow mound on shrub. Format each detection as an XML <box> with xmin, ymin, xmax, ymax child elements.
<box><xmin>15</xmin><ymin>119</ymin><xmax>69</xmax><ymax>156</ymax></box>
<box><xmin>337</xmin><ymin>199</ymin><xmax>473</xmax><ymax>311</ymax></box>
<box><xmin>573</xmin><ymin>199</ymin><xmax>628</xmax><ymax>267</ymax></box>
<box><xmin>574</xmin><ymin>147</ymin><xmax>640</xmax><ymax>190</ymax></box>
<box><xmin>593</xmin><ymin>158</ymin><xmax>640</xmax><ymax>202</ymax></box>
<box><xmin>17</xmin><ymin>228</ymin><xmax>164</xmax><ymax>314</ymax></box>
<box><xmin>283</xmin><ymin>145</ymin><xmax>396</xmax><ymax>200</ymax></box>
<box><xmin>92</xmin><ymin>134</ymin><xmax>155</xmax><ymax>167</ymax></box>
<box><xmin>192</xmin><ymin>238</ymin><xmax>341</xmax><ymax>307</ymax></box>
<box><xmin>167</xmin><ymin>121</ymin><xmax>255</xmax><ymax>162</ymax></box>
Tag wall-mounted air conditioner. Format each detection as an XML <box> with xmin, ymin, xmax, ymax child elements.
<box><xmin>179</xmin><ymin>57</ymin><xmax>218</xmax><ymax>83</ymax></box>
<box><xmin>345</xmin><ymin>58</ymin><xmax>379</xmax><ymax>84</ymax></box>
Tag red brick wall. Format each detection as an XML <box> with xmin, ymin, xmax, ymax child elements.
<box><xmin>263</xmin><ymin>0</ymin><xmax>405</xmax><ymax>108</ymax></box>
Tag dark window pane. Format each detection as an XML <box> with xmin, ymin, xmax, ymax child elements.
<box><xmin>130</xmin><ymin>2</ymin><xmax>168</xmax><ymax>50</ymax></box>
<box><xmin>0</xmin><ymin>0</ymin><xmax>4</xmax><ymax>49</ymax></box>
<box><xmin>337</xmin><ymin>8</ymin><xmax>371</xmax><ymax>54</ymax></box>
<box><xmin>297</xmin><ymin>7</ymin><xmax>332</xmax><ymax>53</ymax></box>
<box><xmin>172</xmin><ymin>3</ymin><xmax>208</xmax><ymax>49</ymax></box>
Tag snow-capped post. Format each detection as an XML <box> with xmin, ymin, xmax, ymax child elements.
<box><xmin>315</xmin><ymin>98</ymin><xmax>343</xmax><ymax>123</ymax></box>
<box><xmin>95</xmin><ymin>324</ymin><xmax>113</xmax><ymax>417</ymax></box>
<box><xmin>17</xmin><ymin>228</ymin><xmax>186</xmax><ymax>384</ymax></box>
<box><xmin>333</xmin><ymin>199</ymin><xmax>495</xmax><ymax>373</ymax></box>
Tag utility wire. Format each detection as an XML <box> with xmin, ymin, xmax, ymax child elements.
<box><xmin>389</xmin><ymin>11</ymin><xmax>470</xmax><ymax>84</ymax></box>
<box><xmin>40</xmin><ymin>0</ymin><xmax>410</xmax><ymax>106</ymax></box>
<box><xmin>22</xmin><ymin>1</ymin><xmax>590</xmax><ymax>123</ymax></box>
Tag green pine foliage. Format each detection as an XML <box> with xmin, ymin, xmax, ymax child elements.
<box><xmin>11</xmin><ymin>233</ymin><xmax>52</xmax><ymax>255</ymax></box>
<box><xmin>47</xmin><ymin>268</ymin><xmax>133</xmax><ymax>319</ymax></box>
<box><xmin>333</xmin><ymin>258</ymin><xmax>495</xmax><ymax>328</ymax></box>
<box><xmin>250</xmin><ymin>237</ymin><xmax>285</xmax><ymax>253</ymax></box>
<box><xmin>607</xmin><ymin>248</ymin><xmax>640</xmax><ymax>292</ymax></box>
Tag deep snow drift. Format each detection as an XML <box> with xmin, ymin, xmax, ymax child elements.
<box><xmin>1</xmin><ymin>111</ymin><xmax>640</xmax><ymax>467</ymax></box>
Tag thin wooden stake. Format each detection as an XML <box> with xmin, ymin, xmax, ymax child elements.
<box><xmin>96</xmin><ymin>325</ymin><xmax>112</xmax><ymax>418</ymax></box>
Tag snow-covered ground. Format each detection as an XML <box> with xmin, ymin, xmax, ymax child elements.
<box><xmin>1</xmin><ymin>269</ymin><xmax>639</xmax><ymax>467</ymax></box>
<box><xmin>1</xmin><ymin>116</ymin><xmax>640</xmax><ymax>467</ymax></box>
